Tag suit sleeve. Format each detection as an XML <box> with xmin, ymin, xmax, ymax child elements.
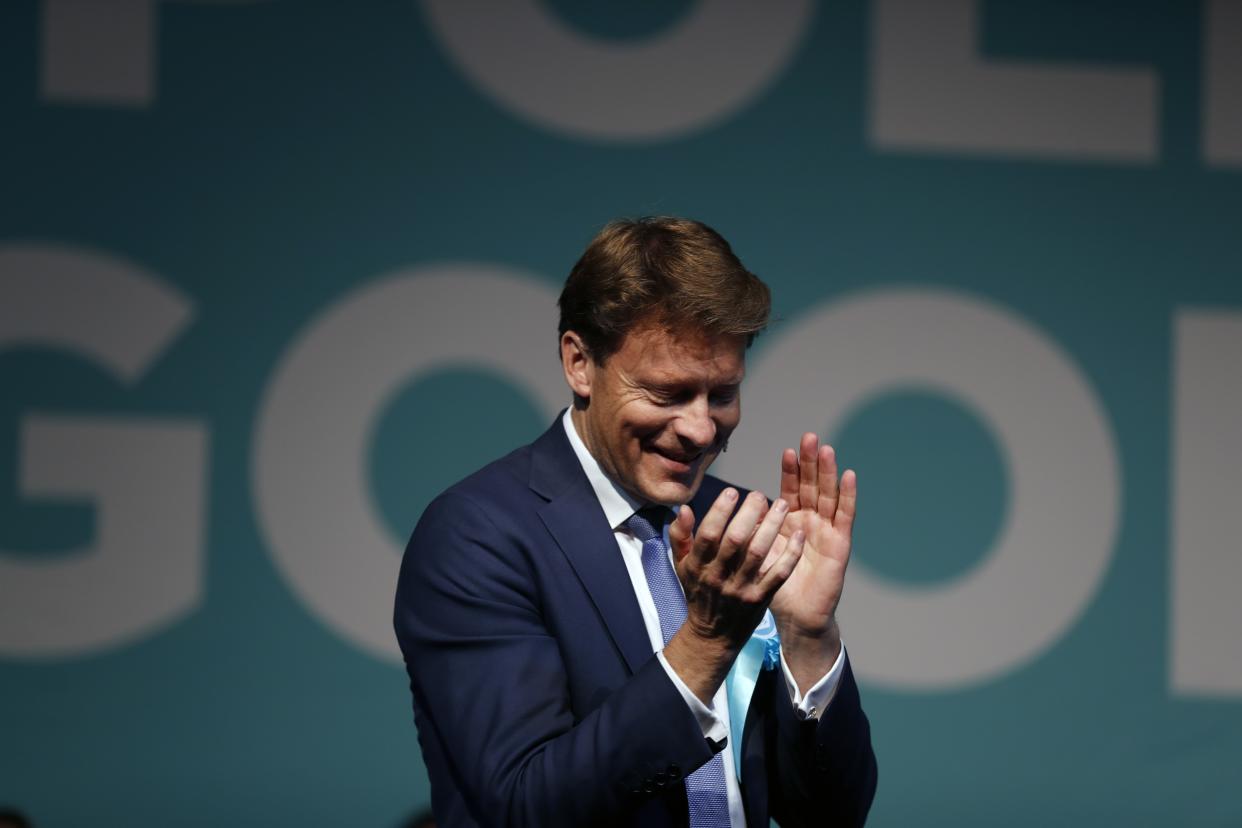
<box><xmin>394</xmin><ymin>491</ymin><xmax>715</xmax><ymax>827</ymax></box>
<box><xmin>766</xmin><ymin>655</ymin><xmax>878</xmax><ymax>827</ymax></box>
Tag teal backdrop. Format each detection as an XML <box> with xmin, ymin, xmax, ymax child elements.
<box><xmin>3</xmin><ymin>1</ymin><xmax>1241</xmax><ymax>825</ymax></box>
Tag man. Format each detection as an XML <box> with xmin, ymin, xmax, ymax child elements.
<box><xmin>394</xmin><ymin>217</ymin><xmax>877</xmax><ymax>827</ymax></box>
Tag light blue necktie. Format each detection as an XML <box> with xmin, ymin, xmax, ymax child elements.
<box><xmin>626</xmin><ymin>508</ymin><xmax>731</xmax><ymax>828</ymax></box>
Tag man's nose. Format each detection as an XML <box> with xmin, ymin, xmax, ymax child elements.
<box><xmin>675</xmin><ymin>397</ymin><xmax>717</xmax><ymax>449</ymax></box>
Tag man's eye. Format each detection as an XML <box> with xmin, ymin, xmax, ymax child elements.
<box><xmin>711</xmin><ymin>389</ymin><xmax>739</xmax><ymax>405</ymax></box>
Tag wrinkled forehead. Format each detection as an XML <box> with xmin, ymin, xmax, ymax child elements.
<box><xmin>613</xmin><ymin>323</ymin><xmax>747</xmax><ymax>383</ymax></box>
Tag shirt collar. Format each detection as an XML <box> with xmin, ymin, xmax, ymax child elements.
<box><xmin>561</xmin><ymin>407</ymin><xmax>644</xmax><ymax>532</ymax></box>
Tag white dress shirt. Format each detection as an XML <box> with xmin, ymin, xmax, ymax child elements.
<box><xmin>561</xmin><ymin>409</ymin><xmax>844</xmax><ymax>827</ymax></box>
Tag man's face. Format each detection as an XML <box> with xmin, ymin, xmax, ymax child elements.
<box><xmin>569</xmin><ymin>323</ymin><xmax>746</xmax><ymax>506</ymax></box>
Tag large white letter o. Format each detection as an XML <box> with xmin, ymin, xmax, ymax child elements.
<box><xmin>717</xmin><ymin>289</ymin><xmax>1121</xmax><ymax>690</ymax></box>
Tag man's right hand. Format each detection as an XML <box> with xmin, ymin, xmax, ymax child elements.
<box><xmin>661</xmin><ymin>489</ymin><xmax>805</xmax><ymax>704</ymax></box>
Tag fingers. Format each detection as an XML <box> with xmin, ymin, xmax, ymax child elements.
<box><xmin>835</xmin><ymin>468</ymin><xmax>857</xmax><ymax>536</ymax></box>
<box><xmin>759</xmin><ymin>529</ymin><xmax>804</xmax><ymax>594</ymax></box>
<box><xmin>669</xmin><ymin>505</ymin><xmax>695</xmax><ymax>562</ymax></box>
<box><xmin>779</xmin><ymin>448</ymin><xmax>800</xmax><ymax>508</ymax></box>
<box><xmin>690</xmin><ymin>487</ymin><xmax>740</xmax><ymax>565</ymax></box>
<box><xmin>817</xmin><ymin>444</ymin><xmax>839</xmax><ymax>520</ymax></box>
<box><xmin>798</xmin><ymin>433</ymin><xmax>818</xmax><ymax>511</ymax></box>
<box><xmin>785</xmin><ymin>434</ymin><xmax>845</xmax><ymax>523</ymax></box>
<box><xmin>735</xmin><ymin>498</ymin><xmax>788</xmax><ymax>582</ymax></box>
<box><xmin>716</xmin><ymin>491</ymin><xmax>769</xmax><ymax>569</ymax></box>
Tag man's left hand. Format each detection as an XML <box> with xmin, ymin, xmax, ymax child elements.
<box><xmin>767</xmin><ymin>432</ymin><xmax>857</xmax><ymax>694</ymax></box>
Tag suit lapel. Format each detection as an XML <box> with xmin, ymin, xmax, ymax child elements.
<box><xmin>530</xmin><ymin>418</ymin><xmax>653</xmax><ymax>675</ymax></box>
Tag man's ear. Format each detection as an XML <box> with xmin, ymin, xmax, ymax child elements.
<box><xmin>560</xmin><ymin>331</ymin><xmax>594</xmax><ymax>400</ymax></box>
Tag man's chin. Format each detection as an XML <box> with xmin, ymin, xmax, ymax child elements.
<box><xmin>640</xmin><ymin>476</ymin><xmax>702</xmax><ymax>507</ymax></box>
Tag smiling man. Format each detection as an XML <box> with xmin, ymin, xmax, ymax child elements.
<box><xmin>394</xmin><ymin>217</ymin><xmax>877</xmax><ymax>827</ymax></box>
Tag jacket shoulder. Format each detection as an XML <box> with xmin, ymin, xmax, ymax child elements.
<box><xmin>441</xmin><ymin>441</ymin><xmax>533</xmax><ymax>507</ymax></box>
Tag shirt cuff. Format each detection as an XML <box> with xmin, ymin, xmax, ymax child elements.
<box><xmin>656</xmin><ymin>650</ymin><xmax>729</xmax><ymax>748</ymax></box>
<box><xmin>780</xmin><ymin>643</ymin><xmax>846</xmax><ymax>720</ymax></box>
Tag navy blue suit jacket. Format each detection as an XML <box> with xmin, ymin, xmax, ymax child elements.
<box><xmin>394</xmin><ymin>418</ymin><xmax>877</xmax><ymax>827</ymax></box>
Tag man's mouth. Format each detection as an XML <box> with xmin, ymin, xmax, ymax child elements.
<box><xmin>650</xmin><ymin>447</ymin><xmax>702</xmax><ymax>473</ymax></box>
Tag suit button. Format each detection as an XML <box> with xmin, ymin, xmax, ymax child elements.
<box><xmin>643</xmin><ymin>779</ymin><xmax>655</xmax><ymax>793</ymax></box>
<box><xmin>654</xmin><ymin>771</ymin><xmax>668</xmax><ymax>787</ymax></box>
<box><xmin>668</xmin><ymin>763</ymin><xmax>680</xmax><ymax>776</ymax></box>
<box><xmin>629</xmin><ymin>787</ymin><xmax>642</xmax><ymax>797</ymax></box>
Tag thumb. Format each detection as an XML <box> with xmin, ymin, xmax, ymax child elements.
<box><xmin>669</xmin><ymin>505</ymin><xmax>695</xmax><ymax>561</ymax></box>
